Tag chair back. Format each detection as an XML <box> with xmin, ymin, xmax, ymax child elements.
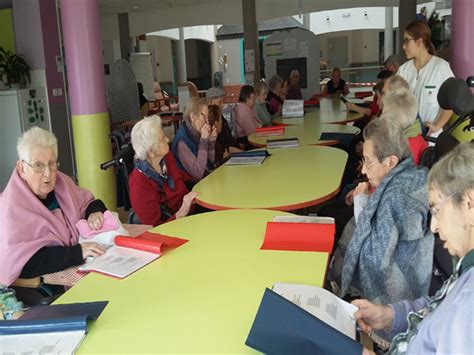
<box><xmin>107</xmin><ymin>59</ymin><xmax>141</xmax><ymax>126</ymax></box>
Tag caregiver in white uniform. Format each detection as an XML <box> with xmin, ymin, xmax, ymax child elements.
<box><xmin>397</xmin><ymin>20</ymin><xmax>454</xmax><ymax>138</ymax></box>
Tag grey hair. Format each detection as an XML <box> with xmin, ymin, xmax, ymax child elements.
<box><xmin>254</xmin><ymin>81</ymin><xmax>268</xmax><ymax>96</ymax></box>
<box><xmin>382</xmin><ymin>89</ymin><xmax>418</xmax><ymax>129</ymax></box>
<box><xmin>428</xmin><ymin>141</ymin><xmax>474</xmax><ymax>206</ymax></box>
<box><xmin>183</xmin><ymin>97</ymin><xmax>207</xmax><ymax>120</ymax></box>
<box><xmin>363</xmin><ymin>118</ymin><xmax>410</xmax><ymax>162</ymax></box>
<box><xmin>385</xmin><ymin>75</ymin><xmax>410</xmax><ymax>92</ymax></box>
<box><xmin>268</xmin><ymin>75</ymin><xmax>283</xmax><ymax>92</ymax></box>
<box><xmin>290</xmin><ymin>69</ymin><xmax>299</xmax><ymax>78</ymax></box>
<box><xmin>17</xmin><ymin>126</ymin><xmax>58</xmax><ymax>162</ymax></box>
<box><xmin>131</xmin><ymin>115</ymin><xmax>163</xmax><ymax>160</ymax></box>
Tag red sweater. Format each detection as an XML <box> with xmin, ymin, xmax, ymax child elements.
<box><xmin>129</xmin><ymin>153</ymin><xmax>189</xmax><ymax>226</ymax></box>
<box><xmin>408</xmin><ymin>134</ymin><xmax>428</xmax><ymax>165</ymax></box>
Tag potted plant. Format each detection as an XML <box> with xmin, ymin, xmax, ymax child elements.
<box><xmin>0</xmin><ymin>46</ymin><xmax>31</xmax><ymax>89</ymax></box>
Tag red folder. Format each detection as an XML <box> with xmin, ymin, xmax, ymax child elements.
<box><xmin>256</xmin><ymin>126</ymin><xmax>285</xmax><ymax>136</ymax></box>
<box><xmin>260</xmin><ymin>222</ymin><xmax>334</xmax><ymax>252</ymax></box>
<box><xmin>354</xmin><ymin>91</ymin><xmax>373</xmax><ymax>98</ymax></box>
<box><xmin>114</xmin><ymin>231</ymin><xmax>188</xmax><ymax>255</ymax></box>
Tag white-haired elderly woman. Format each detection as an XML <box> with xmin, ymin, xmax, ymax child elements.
<box><xmin>129</xmin><ymin>115</ymin><xmax>197</xmax><ymax>227</ymax></box>
<box><xmin>382</xmin><ymin>89</ymin><xmax>427</xmax><ymax>165</ymax></box>
<box><xmin>265</xmin><ymin>75</ymin><xmax>284</xmax><ymax>116</ymax></box>
<box><xmin>0</xmin><ymin>127</ymin><xmax>106</xmax><ymax>286</ymax></box>
<box><xmin>354</xmin><ymin>141</ymin><xmax>474</xmax><ymax>355</ymax></box>
<box><xmin>330</xmin><ymin>118</ymin><xmax>433</xmax><ymax>305</ymax></box>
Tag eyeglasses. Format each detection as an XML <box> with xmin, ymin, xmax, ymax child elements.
<box><xmin>403</xmin><ymin>37</ymin><xmax>415</xmax><ymax>45</ymax></box>
<box><xmin>361</xmin><ymin>157</ymin><xmax>380</xmax><ymax>169</ymax></box>
<box><xmin>23</xmin><ymin>160</ymin><xmax>59</xmax><ymax>173</ymax></box>
<box><xmin>430</xmin><ymin>191</ymin><xmax>458</xmax><ymax>218</ymax></box>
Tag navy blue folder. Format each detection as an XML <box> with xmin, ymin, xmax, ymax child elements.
<box><xmin>319</xmin><ymin>132</ymin><xmax>355</xmax><ymax>148</ymax></box>
<box><xmin>0</xmin><ymin>301</ymin><xmax>108</xmax><ymax>335</ymax></box>
<box><xmin>245</xmin><ymin>288</ymin><xmax>362</xmax><ymax>355</ymax></box>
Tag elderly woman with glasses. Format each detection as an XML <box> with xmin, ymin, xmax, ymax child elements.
<box><xmin>0</xmin><ymin>127</ymin><xmax>107</xmax><ymax>286</ymax></box>
<box><xmin>330</xmin><ymin>117</ymin><xmax>433</xmax><ymax>305</ymax></box>
<box><xmin>171</xmin><ymin>97</ymin><xmax>217</xmax><ymax>181</ymax></box>
<box><xmin>130</xmin><ymin>115</ymin><xmax>197</xmax><ymax>226</ymax></box>
<box><xmin>354</xmin><ymin>141</ymin><xmax>474</xmax><ymax>355</ymax></box>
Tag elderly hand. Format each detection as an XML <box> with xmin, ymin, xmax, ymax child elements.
<box><xmin>176</xmin><ymin>191</ymin><xmax>198</xmax><ymax>219</ymax></box>
<box><xmin>345</xmin><ymin>189</ymin><xmax>355</xmax><ymax>206</ymax></box>
<box><xmin>425</xmin><ymin>122</ymin><xmax>438</xmax><ymax>136</ymax></box>
<box><xmin>352</xmin><ymin>299</ymin><xmax>394</xmax><ymax>333</ymax></box>
<box><xmin>200</xmin><ymin>123</ymin><xmax>212</xmax><ymax>139</ymax></box>
<box><xmin>210</xmin><ymin>126</ymin><xmax>218</xmax><ymax>140</ymax></box>
<box><xmin>81</xmin><ymin>242</ymin><xmax>106</xmax><ymax>259</ymax></box>
<box><xmin>87</xmin><ymin>212</ymin><xmax>104</xmax><ymax>230</ymax></box>
<box><xmin>354</xmin><ymin>182</ymin><xmax>370</xmax><ymax>196</ymax></box>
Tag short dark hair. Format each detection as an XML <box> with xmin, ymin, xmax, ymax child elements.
<box><xmin>239</xmin><ymin>85</ymin><xmax>255</xmax><ymax>102</ymax></box>
<box><xmin>377</xmin><ymin>70</ymin><xmax>394</xmax><ymax>81</ymax></box>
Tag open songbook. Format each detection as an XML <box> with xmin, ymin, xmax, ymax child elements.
<box><xmin>78</xmin><ymin>232</ymin><xmax>188</xmax><ymax>279</ymax></box>
<box><xmin>266</xmin><ymin>138</ymin><xmax>299</xmax><ymax>149</ymax></box>
<box><xmin>282</xmin><ymin>99</ymin><xmax>304</xmax><ymax>118</ymax></box>
<box><xmin>246</xmin><ymin>284</ymin><xmax>362</xmax><ymax>354</ymax></box>
<box><xmin>0</xmin><ymin>301</ymin><xmax>107</xmax><ymax>354</ymax></box>
<box><xmin>225</xmin><ymin>150</ymin><xmax>270</xmax><ymax>166</ymax></box>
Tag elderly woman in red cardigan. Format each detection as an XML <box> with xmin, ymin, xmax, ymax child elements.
<box><xmin>129</xmin><ymin>115</ymin><xmax>197</xmax><ymax>226</ymax></box>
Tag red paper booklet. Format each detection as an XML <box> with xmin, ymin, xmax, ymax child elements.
<box><xmin>260</xmin><ymin>216</ymin><xmax>335</xmax><ymax>253</ymax></box>
<box><xmin>78</xmin><ymin>232</ymin><xmax>188</xmax><ymax>279</ymax></box>
<box><xmin>256</xmin><ymin>126</ymin><xmax>285</xmax><ymax>137</ymax></box>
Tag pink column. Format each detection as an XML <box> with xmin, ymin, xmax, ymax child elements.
<box><xmin>451</xmin><ymin>0</ymin><xmax>474</xmax><ymax>85</ymax></box>
<box><xmin>60</xmin><ymin>0</ymin><xmax>115</xmax><ymax>210</ymax></box>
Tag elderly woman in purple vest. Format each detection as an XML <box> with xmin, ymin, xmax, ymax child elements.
<box><xmin>354</xmin><ymin>141</ymin><xmax>474</xmax><ymax>355</ymax></box>
<box><xmin>171</xmin><ymin>97</ymin><xmax>217</xmax><ymax>181</ymax></box>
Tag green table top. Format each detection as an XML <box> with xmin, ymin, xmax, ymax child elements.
<box><xmin>273</xmin><ymin>97</ymin><xmax>364</xmax><ymax>125</ymax></box>
<box><xmin>55</xmin><ymin>209</ymin><xmax>329</xmax><ymax>354</ymax></box>
<box><xmin>194</xmin><ymin>146</ymin><xmax>348</xmax><ymax>210</ymax></box>
<box><xmin>248</xmin><ymin>122</ymin><xmax>360</xmax><ymax>147</ymax></box>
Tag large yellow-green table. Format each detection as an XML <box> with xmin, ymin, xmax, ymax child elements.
<box><xmin>273</xmin><ymin>97</ymin><xmax>364</xmax><ymax>125</ymax></box>
<box><xmin>248</xmin><ymin>122</ymin><xmax>360</xmax><ymax>147</ymax></box>
<box><xmin>194</xmin><ymin>146</ymin><xmax>348</xmax><ymax>210</ymax></box>
<box><xmin>55</xmin><ymin>209</ymin><xmax>330</xmax><ymax>354</ymax></box>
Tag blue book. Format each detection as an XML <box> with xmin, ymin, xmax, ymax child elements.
<box><xmin>0</xmin><ymin>301</ymin><xmax>108</xmax><ymax>335</ymax></box>
<box><xmin>246</xmin><ymin>288</ymin><xmax>362</xmax><ymax>354</ymax></box>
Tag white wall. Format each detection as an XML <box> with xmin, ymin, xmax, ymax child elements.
<box><xmin>146</xmin><ymin>36</ymin><xmax>174</xmax><ymax>83</ymax></box>
<box><xmin>149</xmin><ymin>25</ymin><xmax>216</xmax><ymax>43</ymax></box>
<box><xmin>264</xmin><ymin>28</ymin><xmax>320</xmax><ymax>99</ymax></box>
<box><xmin>217</xmin><ymin>38</ymin><xmax>243</xmax><ymax>85</ymax></box>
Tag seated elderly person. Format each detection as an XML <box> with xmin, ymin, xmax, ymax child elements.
<box><xmin>234</xmin><ymin>85</ymin><xmax>262</xmax><ymax>144</ymax></box>
<box><xmin>286</xmin><ymin>69</ymin><xmax>303</xmax><ymax>100</ymax></box>
<box><xmin>330</xmin><ymin>118</ymin><xmax>433</xmax><ymax>305</ymax></box>
<box><xmin>266</xmin><ymin>75</ymin><xmax>284</xmax><ymax>116</ymax></box>
<box><xmin>253</xmin><ymin>81</ymin><xmax>273</xmax><ymax>127</ymax></box>
<box><xmin>323</xmin><ymin>67</ymin><xmax>349</xmax><ymax>95</ymax></box>
<box><xmin>171</xmin><ymin>97</ymin><xmax>216</xmax><ymax>181</ymax></box>
<box><xmin>206</xmin><ymin>87</ymin><xmax>242</xmax><ymax>162</ymax></box>
<box><xmin>354</xmin><ymin>141</ymin><xmax>474</xmax><ymax>354</ymax></box>
<box><xmin>382</xmin><ymin>89</ymin><xmax>427</xmax><ymax>165</ymax></box>
<box><xmin>0</xmin><ymin>127</ymin><xmax>106</xmax><ymax>286</ymax></box>
<box><xmin>129</xmin><ymin>116</ymin><xmax>197</xmax><ymax>226</ymax></box>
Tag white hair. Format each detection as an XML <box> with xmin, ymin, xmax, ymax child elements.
<box><xmin>131</xmin><ymin>115</ymin><xmax>163</xmax><ymax>160</ymax></box>
<box><xmin>363</xmin><ymin>117</ymin><xmax>410</xmax><ymax>162</ymax></box>
<box><xmin>385</xmin><ymin>75</ymin><xmax>410</xmax><ymax>92</ymax></box>
<box><xmin>17</xmin><ymin>126</ymin><xmax>58</xmax><ymax>162</ymax></box>
<box><xmin>429</xmin><ymin>141</ymin><xmax>474</xmax><ymax>207</ymax></box>
<box><xmin>382</xmin><ymin>89</ymin><xmax>418</xmax><ymax>129</ymax></box>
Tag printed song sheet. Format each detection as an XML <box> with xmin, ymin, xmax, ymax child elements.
<box><xmin>272</xmin><ymin>283</ymin><xmax>358</xmax><ymax>339</ymax></box>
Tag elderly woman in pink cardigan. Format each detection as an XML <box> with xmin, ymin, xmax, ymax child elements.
<box><xmin>0</xmin><ymin>127</ymin><xmax>107</xmax><ymax>286</ymax></box>
<box><xmin>234</xmin><ymin>85</ymin><xmax>262</xmax><ymax>145</ymax></box>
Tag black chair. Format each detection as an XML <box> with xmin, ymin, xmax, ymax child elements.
<box><xmin>423</xmin><ymin>77</ymin><xmax>474</xmax><ymax>295</ymax></box>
